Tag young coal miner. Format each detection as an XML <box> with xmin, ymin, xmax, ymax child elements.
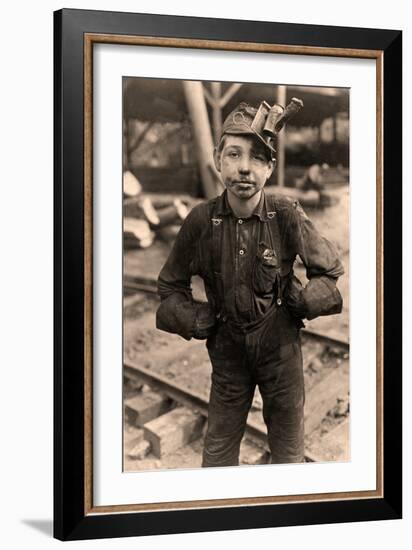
<box><xmin>156</xmin><ymin>100</ymin><xmax>344</xmax><ymax>467</ymax></box>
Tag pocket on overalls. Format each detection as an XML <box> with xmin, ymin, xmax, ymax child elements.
<box><xmin>259</xmin><ymin>307</ymin><xmax>301</xmax><ymax>362</ymax></box>
<box><xmin>252</xmin><ymin>241</ymin><xmax>280</xmax><ymax>296</ymax></box>
<box><xmin>206</xmin><ymin>321</ymin><xmax>232</xmax><ymax>358</ymax></box>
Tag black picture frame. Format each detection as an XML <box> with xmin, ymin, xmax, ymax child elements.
<box><xmin>54</xmin><ymin>8</ymin><xmax>402</xmax><ymax>541</ymax></box>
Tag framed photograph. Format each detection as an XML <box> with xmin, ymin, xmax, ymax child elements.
<box><xmin>54</xmin><ymin>8</ymin><xmax>402</xmax><ymax>541</ymax></box>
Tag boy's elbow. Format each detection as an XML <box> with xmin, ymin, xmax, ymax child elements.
<box><xmin>155</xmin><ymin>292</ymin><xmax>196</xmax><ymax>341</ymax></box>
<box><xmin>302</xmin><ymin>275</ymin><xmax>343</xmax><ymax>320</ymax></box>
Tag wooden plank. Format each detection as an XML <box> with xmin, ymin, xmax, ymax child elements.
<box><xmin>128</xmin><ymin>440</ymin><xmax>151</xmax><ymax>460</ymax></box>
<box><xmin>143</xmin><ymin>407</ymin><xmax>205</xmax><ymax>458</ymax></box>
<box><xmin>125</xmin><ymin>390</ymin><xmax>171</xmax><ymax>427</ymax></box>
<box><xmin>304</xmin><ymin>363</ymin><xmax>349</xmax><ymax>435</ymax></box>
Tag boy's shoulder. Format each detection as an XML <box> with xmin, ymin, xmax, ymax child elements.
<box><xmin>265</xmin><ymin>193</ymin><xmax>303</xmax><ymax>226</ymax></box>
<box><xmin>187</xmin><ymin>195</ymin><xmax>222</xmax><ymax>220</ymax></box>
<box><xmin>182</xmin><ymin>199</ymin><xmax>216</xmax><ymax>234</ymax></box>
<box><xmin>266</xmin><ymin>192</ymin><xmax>300</xmax><ymax>212</ymax></box>
<box><xmin>187</xmin><ymin>199</ymin><xmax>215</xmax><ymax>220</ymax></box>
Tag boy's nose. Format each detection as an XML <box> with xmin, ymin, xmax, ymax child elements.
<box><xmin>239</xmin><ymin>157</ymin><xmax>251</xmax><ymax>174</ymax></box>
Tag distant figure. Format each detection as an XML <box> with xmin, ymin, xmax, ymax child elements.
<box><xmin>300</xmin><ymin>163</ymin><xmax>330</xmax><ymax>192</ymax></box>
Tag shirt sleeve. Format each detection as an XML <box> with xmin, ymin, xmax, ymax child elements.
<box><xmin>290</xmin><ymin>200</ymin><xmax>344</xmax><ymax>279</ymax></box>
<box><xmin>157</xmin><ymin>204</ymin><xmax>202</xmax><ymax>301</ymax></box>
<box><xmin>286</xmin><ymin>199</ymin><xmax>345</xmax><ymax>320</ymax></box>
<box><xmin>156</xmin><ymin>203</ymin><xmax>213</xmax><ymax>340</ymax></box>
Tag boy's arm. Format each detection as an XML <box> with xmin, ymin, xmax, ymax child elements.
<box><xmin>156</xmin><ymin>204</ymin><xmax>216</xmax><ymax>340</ymax></box>
<box><xmin>286</xmin><ymin>200</ymin><xmax>345</xmax><ymax>321</ymax></box>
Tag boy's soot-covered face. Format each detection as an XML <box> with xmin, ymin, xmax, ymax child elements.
<box><xmin>214</xmin><ymin>134</ymin><xmax>274</xmax><ymax>201</ymax></box>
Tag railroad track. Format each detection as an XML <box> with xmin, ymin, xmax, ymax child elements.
<box><xmin>123</xmin><ymin>289</ymin><xmax>350</xmax><ymax>471</ymax></box>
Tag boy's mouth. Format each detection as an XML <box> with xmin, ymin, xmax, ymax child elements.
<box><xmin>233</xmin><ymin>180</ymin><xmax>254</xmax><ymax>186</ymax></box>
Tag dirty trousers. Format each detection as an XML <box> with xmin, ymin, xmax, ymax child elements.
<box><xmin>202</xmin><ymin>306</ymin><xmax>305</xmax><ymax>467</ymax></box>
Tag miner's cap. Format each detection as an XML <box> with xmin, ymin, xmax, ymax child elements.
<box><xmin>219</xmin><ymin>102</ymin><xmax>277</xmax><ymax>161</ymax></box>
<box><xmin>219</xmin><ymin>98</ymin><xmax>304</xmax><ymax>161</ymax></box>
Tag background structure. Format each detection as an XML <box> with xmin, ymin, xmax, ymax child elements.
<box><xmin>1</xmin><ymin>1</ymin><xmax>409</xmax><ymax>548</ymax></box>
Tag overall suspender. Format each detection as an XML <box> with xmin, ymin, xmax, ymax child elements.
<box><xmin>210</xmin><ymin>201</ymin><xmax>225</xmax><ymax>318</ymax></box>
<box><xmin>265</xmin><ymin>195</ymin><xmax>284</xmax><ymax>305</ymax></box>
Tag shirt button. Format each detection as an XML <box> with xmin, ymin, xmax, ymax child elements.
<box><xmin>238</xmin><ymin>219</ymin><xmax>243</xmax><ymax>224</ymax></box>
<box><xmin>239</xmin><ymin>249</ymin><xmax>245</xmax><ymax>255</ymax></box>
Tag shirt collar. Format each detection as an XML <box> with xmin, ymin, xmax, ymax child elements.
<box><xmin>215</xmin><ymin>189</ymin><xmax>275</xmax><ymax>222</ymax></box>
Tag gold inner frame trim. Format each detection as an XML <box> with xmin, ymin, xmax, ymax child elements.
<box><xmin>83</xmin><ymin>32</ymin><xmax>384</xmax><ymax>516</ymax></box>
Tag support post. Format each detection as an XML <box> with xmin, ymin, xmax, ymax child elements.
<box><xmin>210</xmin><ymin>82</ymin><xmax>222</xmax><ymax>144</ymax></box>
<box><xmin>183</xmin><ymin>81</ymin><xmax>221</xmax><ymax>199</ymax></box>
<box><xmin>276</xmin><ymin>85</ymin><xmax>287</xmax><ymax>187</ymax></box>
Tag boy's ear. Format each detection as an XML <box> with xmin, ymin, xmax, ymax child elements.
<box><xmin>213</xmin><ymin>147</ymin><xmax>222</xmax><ymax>172</ymax></box>
<box><xmin>267</xmin><ymin>160</ymin><xmax>275</xmax><ymax>179</ymax></box>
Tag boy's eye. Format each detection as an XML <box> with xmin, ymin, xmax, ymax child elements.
<box><xmin>253</xmin><ymin>154</ymin><xmax>265</xmax><ymax>161</ymax></box>
<box><xmin>228</xmin><ymin>151</ymin><xmax>239</xmax><ymax>158</ymax></box>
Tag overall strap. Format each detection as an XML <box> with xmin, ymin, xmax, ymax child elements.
<box><xmin>210</xmin><ymin>204</ymin><xmax>223</xmax><ymax>276</ymax></box>
<box><xmin>265</xmin><ymin>194</ymin><xmax>284</xmax><ymax>304</ymax></box>
<box><xmin>265</xmin><ymin>194</ymin><xmax>282</xmax><ymax>260</ymax></box>
<box><xmin>209</xmin><ymin>201</ymin><xmax>225</xmax><ymax>316</ymax></box>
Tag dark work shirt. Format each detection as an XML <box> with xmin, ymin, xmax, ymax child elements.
<box><xmin>215</xmin><ymin>191</ymin><xmax>275</xmax><ymax>323</ymax></box>
<box><xmin>157</xmin><ymin>189</ymin><xmax>344</xmax><ymax>339</ymax></box>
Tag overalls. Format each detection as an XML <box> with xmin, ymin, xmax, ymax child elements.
<box><xmin>202</xmin><ymin>196</ymin><xmax>305</xmax><ymax>467</ymax></box>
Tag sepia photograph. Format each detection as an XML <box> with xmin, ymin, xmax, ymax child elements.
<box><xmin>122</xmin><ymin>77</ymin><xmax>350</xmax><ymax>472</ymax></box>
<box><xmin>53</xmin><ymin>8</ymin><xmax>402</xmax><ymax>540</ymax></box>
